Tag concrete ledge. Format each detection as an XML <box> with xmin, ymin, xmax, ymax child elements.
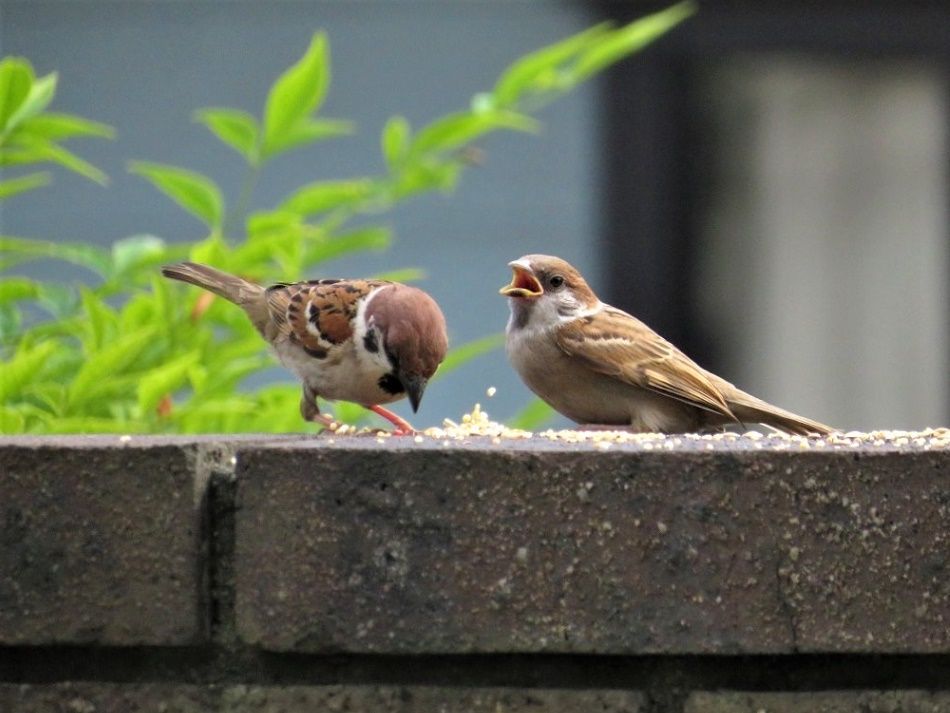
<box><xmin>1</xmin><ymin>434</ymin><xmax>948</xmax><ymax>711</ymax></box>
<box><xmin>685</xmin><ymin>691</ymin><xmax>950</xmax><ymax>712</ymax></box>
<box><xmin>233</xmin><ymin>439</ymin><xmax>949</xmax><ymax>654</ymax></box>
<box><xmin>0</xmin><ymin>437</ymin><xmax>221</xmax><ymax>645</ymax></box>
<box><xmin>0</xmin><ymin>683</ymin><xmax>642</xmax><ymax>712</ymax></box>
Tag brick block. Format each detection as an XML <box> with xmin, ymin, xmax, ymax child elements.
<box><xmin>234</xmin><ymin>440</ymin><xmax>950</xmax><ymax>653</ymax></box>
<box><xmin>0</xmin><ymin>683</ymin><xmax>642</xmax><ymax>712</ymax></box>
<box><xmin>685</xmin><ymin>691</ymin><xmax>950</xmax><ymax>712</ymax></box>
<box><xmin>0</xmin><ymin>436</ymin><xmax>218</xmax><ymax>645</ymax></box>
<box><xmin>219</xmin><ymin>685</ymin><xmax>642</xmax><ymax>712</ymax></box>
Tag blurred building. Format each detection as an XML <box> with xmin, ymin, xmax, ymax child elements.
<box><xmin>2</xmin><ymin>1</ymin><xmax>947</xmax><ymax>430</ymax></box>
<box><xmin>599</xmin><ymin>2</ymin><xmax>949</xmax><ymax>430</ymax></box>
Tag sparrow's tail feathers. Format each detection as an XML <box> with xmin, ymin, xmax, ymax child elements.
<box><xmin>161</xmin><ymin>262</ymin><xmax>263</xmax><ymax>305</ymax></box>
<box><xmin>162</xmin><ymin>262</ymin><xmax>271</xmax><ymax>332</ymax></box>
<box><xmin>728</xmin><ymin>391</ymin><xmax>834</xmax><ymax>437</ymax></box>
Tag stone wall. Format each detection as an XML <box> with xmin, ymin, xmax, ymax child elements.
<box><xmin>1</xmin><ymin>435</ymin><xmax>948</xmax><ymax>712</ymax></box>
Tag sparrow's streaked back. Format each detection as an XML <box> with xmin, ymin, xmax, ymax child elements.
<box><xmin>500</xmin><ymin>254</ymin><xmax>833</xmax><ymax>435</ymax></box>
<box><xmin>162</xmin><ymin>262</ymin><xmax>448</xmax><ymax>433</ymax></box>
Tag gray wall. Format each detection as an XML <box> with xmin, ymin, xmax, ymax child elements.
<box><xmin>0</xmin><ymin>0</ymin><xmax>602</xmax><ymax>427</ymax></box>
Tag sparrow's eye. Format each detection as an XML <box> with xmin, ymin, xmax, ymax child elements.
<box><xmin>548</xmin><ymin>275</ymin><xmax>565</xmax><ymax>289</ymax></box>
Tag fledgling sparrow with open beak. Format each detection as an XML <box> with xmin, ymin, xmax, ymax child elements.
<box><xmin>162</xmin><ymin>262</ymin><xmax>448</xmax><ymax>434</ymax></box>
<box><xmin>500</xmin><ymin>254</ymin><xmax>833</xmax><ymax>435</ymax></box>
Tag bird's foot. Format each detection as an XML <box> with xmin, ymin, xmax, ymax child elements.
<box><xmin>368</xmin><ymin>405</ymin><xmax>416</xmax><ymax>435</ymax></box>
<box><xmin>310</xmin><ymin>413</ymin><xmax>343</xmax><ymax>433</ymax></box>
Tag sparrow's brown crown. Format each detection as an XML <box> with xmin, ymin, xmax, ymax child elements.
<box><xmin>366</xmin><ymin>283</ymin><xmax>448</xmax><ymax>410</ymax></box>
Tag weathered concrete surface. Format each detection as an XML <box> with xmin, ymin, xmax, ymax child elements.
<box><xmin>0</xmin><ymin>683</ymin><xmax>642</xmax><ymax>712</ymax></box>
<box><xmin>0</xmin><ymin>436</ymin><xmax>223</xmax><ymax>645</ymax></box>
<box><xmin>685</xmin><ymin>691</ymin><xmax>950</xmax><ymax>712</ymax></box>
<box><xmin>234</xmin><ymin>440</ymin><xmax>949</xmax><ymax>654</ymax></box>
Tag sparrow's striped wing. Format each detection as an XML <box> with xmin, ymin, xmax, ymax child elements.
<box><xmin>556</xmin><ymin>307</ymin><xmax>737</xmax><ymax>420</ymax></box>
<box><xmin>265</xmin><ymin>278</ymin><xmax>387</xmax><ymax>359</ymax></box>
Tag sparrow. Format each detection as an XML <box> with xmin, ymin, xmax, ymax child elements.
<box><xmin>500</xmin><ymin>254</ymin><xmax>833</xmax><ymax>436</ymax></box>
<box><xmin>162</xmin><ymin>262</ymin><xmax>448</xmax><ymax>434</ymax></box>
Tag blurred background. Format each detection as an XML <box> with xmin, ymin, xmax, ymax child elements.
<box><xmin>2</xmin><ymin>1</ymin><xmax>947</xmax><ymax>431</ymax></box>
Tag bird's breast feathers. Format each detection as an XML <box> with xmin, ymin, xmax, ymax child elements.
<box><xmin>267</xmin><ymin>280</ymin><xmax>399</xmax><ymax>404</ymax></box>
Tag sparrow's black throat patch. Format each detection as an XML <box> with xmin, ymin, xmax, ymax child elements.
<box><xmin>509</xmin><ymin>300</ymin><xmax>532</xmax><ymax>330</ymax></box>
<box><xmin>378</xmin><ymin>372</ymin><xmax>404</xmax><ymax>396</ymax></box>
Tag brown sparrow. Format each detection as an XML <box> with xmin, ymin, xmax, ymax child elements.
<box><xmin>500</xmin><ymin>254</ymin><xmax>833</xmax><ymax>435</ymax></box>
<box><xmin>162</xmin><ymin>262</ymin><xmax>448</xmax><ymax>434</ymax></box>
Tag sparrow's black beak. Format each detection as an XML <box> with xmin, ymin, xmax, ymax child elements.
<box><xmin>401</xmin><ymin>374</ymin><xmax>427</xmax><ymax>413</ymax></box>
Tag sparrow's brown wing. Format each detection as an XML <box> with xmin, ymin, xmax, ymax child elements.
<box><xmin>556</xmin><ymin>307</ymin><xmax>737</xmax><ymax>420</ymax></box>
<box><xmin>265</xmin><ymin>278</ymin><xmax>387</xmax><ymax>358</ymax></box>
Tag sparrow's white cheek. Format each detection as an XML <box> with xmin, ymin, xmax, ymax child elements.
<box><xmin>353</xmin><ymin>287</ymin><xmax>395</xmax><ymax>372</ymax></box>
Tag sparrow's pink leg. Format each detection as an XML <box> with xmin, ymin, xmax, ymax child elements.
<box><xmin>368</xmin><ymin>405</ymin><xmax>416</xmax><ymax>435</ymax></box>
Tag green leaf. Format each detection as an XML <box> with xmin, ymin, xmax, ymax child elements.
<box><xmin>36</xmin><ymin>283</ymin><xmax>81</xmax><ymax>319</ymax></box>
<box><xmin>232</xmin><ymin>214</ymin><xmax>305</xmax><ymax>272</ymax></box>
<box><xmin>79</xmin><ymin>287</ymin><xmax>118</xmax><ymax>351</ymax></box>
<box><xmin>67</xmin><ymin>327</ymin><xmax>156</xmax><ymax>407</ymax></box>
<box><xmin>137</xmin><ymin>350</ymin><xmax>201</xmax><ymax>413</ymax></box>
<box><xmin>0</xmin><ymin>303</ymin><xmax>21</xmax><ymax>345</ymax></box>
<box><xmin>188</xmin><ymin>235</ymin><xmax>229</xmax><ymax>266</ymax></box>
<box><xmin>436</xmin><ymin>333</ymin><xmax>505</xmax><ymax>377</ymax></box>
<box><xmin>247</xmin><ymin>209</ymin><xmax>302</xmax><ymax>239</ymax></box>
<box><xmin>372</xmin><ymin>267</ymin><xmax>425</xmax><ymax>284</ymax></box>
<box><xmin>5</xmin><ymin>71</ymin><xmax>57</xmax><ymax>132</ymax></box>
<box><xmin>0</xmin><ymin>407</ymin><xmax>26</xmax><ymax>434</ymax></box>
<box><xmin>192</xmin><ymin>354</ymin><xmax>268</xmax><ymax>398</ymax></box>
<box><xmin>194</xmin><ymin>108</ymin><xmax>259</xmax><ymax>162</ymax></box>
<box><xmin>410</xmin><ymin>111</ymin><xmax>539</xmax><ymax>156</ymax></box>
<box><xmin>3</xmin><ymin>136</ymin><xmax>108</xmax><ymax>185</ymax></box>
<box><xmin>174</xmin><ymin>396</ymin><xmax>262</xmax><ymax>433</ymax></box>
<box><xmin>41</xmin><ymin>417</ymin><xmax>151</xmax><ymax>435</ymax></box>
<box><xmin>0</xmin><ymin>58</ymin><xmax>34</xmax><ymax>132</ymax></box>
<box><xmin>111</xmin><ymin>234</ymin><xmax>168</xmax><ymax>278</ymax></box>
<box><xmin>493</xmin><ymin>22</ymin><xmax>613</xmax><ymax>108</ymax></box>
<box><xmin>508</xmin><ymin>398</ymin><xmax>555</xmax><ymax>431</ymax></box>
<box><xmin>301</xmin><ymin>226</ymin><xmax>390</xmax><ymax>267</ymax></box>
<box><xmin>263</xmin><ymin>32</ymin><xmax>330</xmax><ymax>155</ymax></box>
<box><xmin>382</xmin><ymin>116</ymin><xmax>410</xmax><ymax>170</ymax></box>
<box><xmin>0</xmin><ymin>339</ymin><xmax>58</xmax><ymax>403</ymax></box>
<box><xmin>334</xmin><ymin>400</ymin><xmax>373</xmax><ymax>427</ymax></box>
<box><xmin>279</xmin><ymin>179</ymin><xmax>374</xmax><ymax>217</ymax></box>
<box><xmin>0</xmin><ymin>276</ymin><xmax>40</xmax><ymax>303</ymax></box>
<box><xmin>16</xmin><ymin>112</ymin><xmax>114</xmax><ymax>141</ymax></box>
<box><xmin>572</xmin><ymin>2</ymin><xmax>697</xmax><ymax>81</ymax></box>
<box><xmin>0</xmin><ymin>236</ymin><xmax>111</xmax><ymax>274</ymax></box>
<box><xmin>393</xmin><ymin>159</ymin><xmax>463</xmax><ymax>199</ymax></box>
<box><xmin>0</xmin><ymin>172</ymin><xmax>51</xmax><ymax>200</ymax></box>
<box><xmin>130</xmin><ymin>161</ymin><xmax>223</xmax><ymax>229</ymax></box>
<box><xmin>262</xmin><ymin>118</ymin><xmax>352</xmax><ymax>160</ymax></box>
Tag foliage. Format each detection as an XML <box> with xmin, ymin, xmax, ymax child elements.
<box><xmin>0</xmin><ymin>3</ymin><xmax>695</xmax><ymax>434</ymax></box>
<box><xmin>0</xmin><ymin>56</ymin><xmax>115</xmax><ymax>200</ymax></box>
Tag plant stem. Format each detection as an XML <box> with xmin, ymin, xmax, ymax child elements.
<box><xmin>227</xmin><ymin>164</ymin><xmax>261</xmax><ymax>242</ymax></box>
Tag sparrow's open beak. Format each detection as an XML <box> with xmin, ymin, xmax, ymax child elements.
<box><xmin>401</xmin><ymin>374</ymin><xmax>428</xmax><ymax>413</ymax></box>
<box><xmin>499</xmin><ymin>262</ymin><xmax>543</xmax><ymax>298</ymax></box>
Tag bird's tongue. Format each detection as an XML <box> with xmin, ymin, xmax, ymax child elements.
<box><xmin>500</xmin><ymin>268</ymin><xmax>542</xmax><ymax>298</ymax></box>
